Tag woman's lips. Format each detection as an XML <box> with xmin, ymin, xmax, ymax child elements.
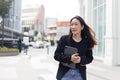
<box><xmin>71</xmin><ymin>29</ymin><xmax>77</xmax><ymax>32</ymax></box>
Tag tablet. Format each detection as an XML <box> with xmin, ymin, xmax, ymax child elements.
<box><xmin>64</xmin><ymin>46</ymin><xmax>78</xmax><ymax>56</ymax></box>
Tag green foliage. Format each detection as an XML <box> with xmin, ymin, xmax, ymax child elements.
<box><xmin>50</xmin><ymin>40</ymin><xmax>55</xmax><ymax>46</ymax></box>
<box><xmin>34</xmin><ymin>31</ymin><xmax>38</xmax><ymax>36</ymax></box>
<box><xmin>0</xmin><ymin>0</ymin><xmax>13</xmax><ymax>17</ymax></box>
<box><xmin>44</xmin><ymin>39</ymin><xmax>49</xmax><ymax>42</ymax></box>
<box><xmin>0</xmin><ymin>0</ymin><xmax>13</xmax><ymax>47</ymax></box>
<box><xmin>0</xmin><ymin>47</ymin><xmax>19</xmax><ymax>54</ymax></box>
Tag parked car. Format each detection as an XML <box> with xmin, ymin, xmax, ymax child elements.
<box><xmin>43</xmin><ymin>41</ymin><xmax>51</xmax><ymax>48</ymax></box>
<box><xmin>29</xmin><ymin>41</ymin><xmax>35</xmax><ymax>46</ymax></box>
<box><xmin>33</xmin><ymin>41</ymin><xmax>44</xmax><ymax>48</ymax></box>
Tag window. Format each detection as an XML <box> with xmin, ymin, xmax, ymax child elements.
<box><xmin>93</xmin><ymin>0</ymin><xmax>106</xmax><ymax>57</ymax></box>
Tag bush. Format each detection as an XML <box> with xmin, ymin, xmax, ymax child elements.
<box><xmin>50</xmin><ymin>40</ymin><xmax>55</xmax><ymax>46</ymax></box>
<box><xmin>0</xmin><ymin>47</ymin><xmax>19</xmax><ymax>54</ymax></box>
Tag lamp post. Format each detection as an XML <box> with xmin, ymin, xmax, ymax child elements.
<box><xmin>0</xmin><ymin>16</ymin><xmax>2</xmax><ymax>46</ymax></box>
<box><xmin>0</xmin><ymin>16</ymin><xmax>3</xmax><ymax>47</ymax></box>
<box><xmin>0</xmin><ymin>16</ymin><xmax>2</xmax><ymax>24</ymax></box>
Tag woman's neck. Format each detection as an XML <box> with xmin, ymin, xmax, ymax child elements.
<box><xmin>72</xmin><ymin>34</ymin><xmax>82</xmax><ymax>42</ymax></box>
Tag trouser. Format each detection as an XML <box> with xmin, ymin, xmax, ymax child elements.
<box><xmin>61</xmin><ymin>68</ymin><xmax>83</xmax><ymax>80</ymax></box>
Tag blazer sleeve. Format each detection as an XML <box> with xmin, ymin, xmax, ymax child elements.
<box><xmin>80</xmin><ymin>49</ymin><xmax>94</xmax><ymax>65</ymax></box>
<box><xmin>54</xmin><ymin>35</ymin><xmax>71</xmax><ymax>63</ymax></box>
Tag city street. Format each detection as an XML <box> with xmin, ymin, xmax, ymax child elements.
<box><xmin>1</xmin><ymin>0</ymin><xmax>120</xmax><ymax>80</ymax></box>
<box><xmin>0</xmin><ymin>46</ymin><xmax>58</xmax><ymax>80</ymax></box>
<box><xmin>0</xmin><ymin>46</ymin><xmax>120</xmax><ymax>80</ymax></box>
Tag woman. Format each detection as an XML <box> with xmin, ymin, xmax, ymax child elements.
<box><xmin>54</xmin><ymin>16</ymin><xmax>97</xmax><ymax>80</ymax></box>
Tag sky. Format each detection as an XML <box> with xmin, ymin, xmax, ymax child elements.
<box><xmin>22</xmin><ymin>0</ymin><xmax>80</xmax><ymax>21</ymax></box>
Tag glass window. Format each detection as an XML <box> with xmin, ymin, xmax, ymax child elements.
<box><xmin>93</xmin><ymin>0</ymin><xmax>106</xmax><ymax>57</ymax></box>
<box><xmin>98</xmin><ymin>0</ymin><xmax>105</xmax><ymax>6</ymax></box>
<box><xmin>93</xmin><ymin>0</ymin><xmax>97</xmax><ymax>7</ymax></box>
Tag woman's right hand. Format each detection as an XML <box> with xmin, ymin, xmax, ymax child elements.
<box><xmin>71</xmin><ymin>53</ymin><xmax>81</xmax><ymax>63</ymax></box>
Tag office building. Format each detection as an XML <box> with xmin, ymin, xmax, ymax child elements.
<box><xmin>79</xmin><ymin>0</ymin><xmax>120</xmax><ymax>65</ymax></box>
<box><xmin>0</xmin><ymin>0</ymin><xmax>22</xmax><ymax>39</ymax></box>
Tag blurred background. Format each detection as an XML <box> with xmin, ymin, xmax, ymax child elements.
<box><xmin>0</xmin><ymin>0</ymin><xmax>120</xmax><ymax>80</ymax></box>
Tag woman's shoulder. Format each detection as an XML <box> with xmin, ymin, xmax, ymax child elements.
<box><xmin>61</xmin><ymin>35</ymin><xmax>70</xmax><ymax>38</ymax></box>
<box><xmin>60</xmin><ymin>35</ymin><xmax>70</xmax><ymax>40</ymax></box>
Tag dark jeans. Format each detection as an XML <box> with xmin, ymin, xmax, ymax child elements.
<box><xmin>61</xmin><ymin>68</ymin><xmax>83</xmax><ymax>80</ymax></box>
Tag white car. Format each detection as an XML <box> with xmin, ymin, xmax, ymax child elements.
<box><xmin>43</xmin><ymin>41</ymin><xmax>51</xmax><ymax>47</ymax></box>
<box><xmin>33</xmin><ymin>41</ymin><xmax>44</xmax><ymax>48</ymax></box>
<box><xmin>29</xmin><ymin>41</ymin><xmax>35</xmax><ymax>46</ymax></box>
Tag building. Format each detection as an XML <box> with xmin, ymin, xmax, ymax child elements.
<box><xmin>0</xmin><ymin>0</ymin><xmax>22</xmax><ymax>39</ymax></box>
<box><xmin>56</xmin><ymin>21</ymin><xmax>70</xmax><ymax>40</ymax></box>
<box><xmin>46</xmin><ymin>19</ymin><xmax>70</xmax><ymax>41</ymax></box>
<box><xmin>34</xmin><ymin>5</ymin><xmax>45</xmax><ymax>40</ymax></box>
<box><xmin>21</xmin><ymin>7</ymin><xmax>39</xmax><ymax>41</ymax></box>
<box><xmin>48</xmin><ymin>24</ymin><xmax>57</xmax><ymax>40</ymax></box>
<box><xmin>79</xmin><ymin>0</ymin><xmax>120</xmax><ymax>65</ymax></box>
<box><xmin>21</xmin><ymin>5</ymin><xmax>45</xmax><ymax>41</ymax></box>
<box><xmin>45</xmin><ymin>18</ymin><xmax>57</xmax><ymax>40</ymax></box>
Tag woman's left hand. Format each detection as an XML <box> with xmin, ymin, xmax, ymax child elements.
<box><xmin>74</xmin><ymin>56</ymin><xmax>81</xmax><ymax>63</ymax></box>
<box><xmin>71</xmin><ymin>54</ymin><xmax>81</xmax><ymax>63</ymax></box>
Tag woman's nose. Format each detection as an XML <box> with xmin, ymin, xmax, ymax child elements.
<box><xmin>71</xmin><ymin>25</ymin><xmax>76</xmax><ymax>28</ymax></box>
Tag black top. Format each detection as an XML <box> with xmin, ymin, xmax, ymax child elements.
<box><xmin>54</xmin><ymin>35</ymin><xmax>94</xmax><ymax>80</ymax></box>
<box><xmin>71</xmin><ymin>36</ymin><xmax>87</xmax><ymax>56</ymax></box>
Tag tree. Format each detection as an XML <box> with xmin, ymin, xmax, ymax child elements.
<box><xmin>0</xmin><ymin>0</ymin><xmax>13</xmax><ymax>47</ymax></box>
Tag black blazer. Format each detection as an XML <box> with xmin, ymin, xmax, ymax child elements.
<box><xmin>54</xmin><ymin>35</ymin><xmax>93</xmax><ymax>80</ymax></box>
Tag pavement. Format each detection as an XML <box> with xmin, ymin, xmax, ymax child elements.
<box><xmin>87</xmin><ymin>60</ymin><xmax>120</xmax><ymax>80</ymax></box>
<box><xmin>0</xmin><ymin>46</ymin><xmax>120</xmax><ymax>80</ymax></box>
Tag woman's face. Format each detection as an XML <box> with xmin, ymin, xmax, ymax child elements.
<box><xmin>70</xmin><ymin>19</ymin><xmax>84</xmax><ymax>35</ymax></box>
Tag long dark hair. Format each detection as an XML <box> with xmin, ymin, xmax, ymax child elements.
<box><xmin>69</xmin><ymin>16</ymin><xmax>97</xmax><ymax>49</ymax></box>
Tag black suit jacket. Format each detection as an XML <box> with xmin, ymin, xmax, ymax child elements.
<box><xmin>54</xmin><ymin>35</ymin><xmax>93</xmax><ymax>80</ymax></box>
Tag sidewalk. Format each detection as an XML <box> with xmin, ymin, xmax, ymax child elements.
<box><xmin>87</xmin><ymin>60</ymin><xmax>120</xmax><ymax>80</ymax></box>
<box><xmin>0</xmin><ymin>54</ymin><xmax>38</xmax><ymax>80</ymax></box>
<box><xmin>29</xmin><ymin>46</ymin><xmax>58</xmax><ymax>80</ymax></box>
<box><xmin>0</xmin><ymin>46</ymin><xmax>57</xmax><ymax>80</ymax></box>
<box><xmin>0</xmin><ymin>46</ymin><xmax>120</xmax><ymax>80</ymax></box>
<box><xmin>33</xmin><ymin>52</ymin><xmax>120</xmax><ymax>80</ymax></box>
<box><xmin>29</xmin><ymin>46</ymin><xmax>120</xmax><ymax>80</ymax></box>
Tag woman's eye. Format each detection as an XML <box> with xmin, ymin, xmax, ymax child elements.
<box><xmin>74</xmin><ymin>23</ymin><xmax>78</xmax><ymax>26</ymax></box>
<box><xmin>70</xmin><ymin>23</ymin><xmax>78</xmax><ymax>26</ymax></box>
